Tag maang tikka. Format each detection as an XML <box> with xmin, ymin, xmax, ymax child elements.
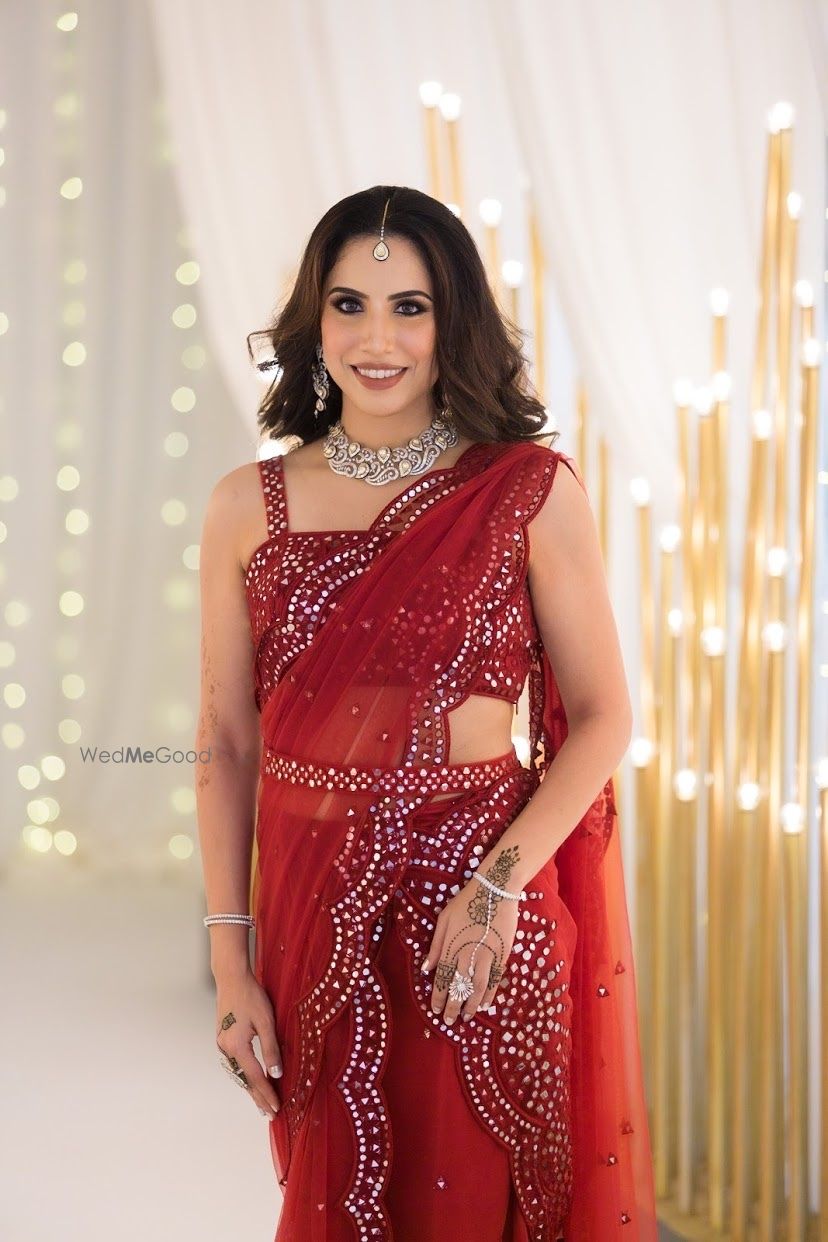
<box><xmin>372</xmin><ymin>195</ymin><xmax>391</xmax><ymax>261</ymax></box>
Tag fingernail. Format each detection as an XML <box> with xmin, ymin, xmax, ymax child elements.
<box><xmin>421</xmin><ymin>959</ymin><xmax>430</xmax><ymax>972</ymax></box>
<box><xmin>268</xmin><ymin>1065</ymin><xmax>282</xmax><ymax>1078</ymax></box>
<box><xmin>462</xmin><ymin>1013</ymin><xmax>471</xmax><ymax>1021</ymax></box>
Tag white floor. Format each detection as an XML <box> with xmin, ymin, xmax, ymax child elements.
<box><xmin>1</xmin><ymin>862</ymin><xmax>281</xmax><ymax>1242</ymax></box>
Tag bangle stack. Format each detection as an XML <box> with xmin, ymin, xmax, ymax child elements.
<box><xmin>203</xmin><ymin>913</ymin><xmax>256</xmax><ymax>928</ymax></box>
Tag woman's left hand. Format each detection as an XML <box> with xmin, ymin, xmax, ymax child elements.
<box><xmin>421</xmin><ymin>858</ymin><xmax>523</xmax><ymax>1025</ymax></box>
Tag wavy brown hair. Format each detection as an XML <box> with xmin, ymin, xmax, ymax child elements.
<box><xmin>247</xmin><ymin>185</ymin><xmax>558</xmax><ymax>450</ymax></box>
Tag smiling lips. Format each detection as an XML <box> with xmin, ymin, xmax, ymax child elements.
<box><xmin>353</xmin><ymin>366</ymin><xmax>406</xmax><ymax>377</ymax></box>
<box><xmin>351</xmin><ymin>365</ymin><xmax>408</xmax><ymax>389</ymax></box>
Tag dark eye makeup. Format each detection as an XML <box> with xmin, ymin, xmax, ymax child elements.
<box><xmin>330</xmin><ymin>296</ymin><xmax>428</xmax><ymax>316</ymax></box>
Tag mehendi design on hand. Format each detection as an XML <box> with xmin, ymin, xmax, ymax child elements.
<box><xmin>483</xmin><ymin>844</ymin><xmax>521</xmax><ymax>891</ymax></box>
<box><xmin>435</xmin><ymin>958</ymin><xmax>458</xmax><ymax>990</ymax></box>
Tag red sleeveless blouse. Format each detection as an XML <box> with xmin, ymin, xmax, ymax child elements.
<box><xmin>244</xmin><ymin>441</ymin><xmax>551</xmax><ymax>720</ymax></box>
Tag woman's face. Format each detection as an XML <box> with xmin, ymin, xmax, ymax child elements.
<box><xmin>320</xmin><ymin>235</ymin><xmax>440</xmax><ymax>422</ymax></box>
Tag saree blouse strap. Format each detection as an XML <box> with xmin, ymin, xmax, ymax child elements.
<box><xmin>257</xmin><ymin>455</ymin><xmax>288</xmax><ymax>539</ymax></box>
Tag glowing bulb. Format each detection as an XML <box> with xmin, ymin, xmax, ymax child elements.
<box><xmin>27</xmin><ymin>798</ymin><xmax>50</xmax><ymax>825</ymax></box>
<box><xmin>2</xmin><ymin>722</ymin><xmax>25</xmax><ymax>748</ymax></box>
<box><xmin>169</xmin><ymin>833</ymin><xmax>195</xmax><ymax>860</ymax></box>
<box><xmin>27</xmin><ymin>826</ymin><xmax>54</xmax><ymax>852</ymax></box>
<box><xmin>5</xmin><ymin>601</ymin><xmax>30</xmax><ymax>627</ymax></box>
<box><xmin>57</xmin><ymin>465</ymin><xmax>80</xmax><ymax>491</ymax></box>
<box><xmin>762</xmin><ymin>621</ymin><xmax>787</xmax><ymax>652</ymax></box>
<box><xmin>479</xmin><ymin>199</ymin><xmax>502</xmax><ymax>228</ymax></box>
<box><xmin>161</xmin><ymin>500</ymin><xmax>187</xmax><ymax>526</ymax></box>
<box><xmin>62</xmin><ymin>341</ymin><xmax>86</xmax><ymax>366</ymax></box>
<box><xmin>58</xmin><ymin>719</ymin><xmax>82</xmax><ymax>743</ymax></box>
<box><xmin>61</xmin><ymin>673</ymin><xmax>85</xmax><ymax>699</ymax></box>
<box><xmin>182</xmin><ymin>544</ymin><xmax>200</xmax><ymax>571</ymax></box>
<box><xmin>438</xmin><ymin>93</ymin><xmax>462</xmax><ymax>122</ymax></box>
<box><xmin>3</xmin><ymin>682</ymin><xmax>25</xmax><ymax>708</ymax></box>
<box><xmin>63</xmin><ymin>259</ymin><xmax>86</xmax><ymax>284</ymax></box>
<box><xmin>767</xmin><ymin>101</ymin><xmax>794</xmax><ymax>132</ymax></box>
<box><xmin>164</xmin><ymin>432</ymin><xmax>189</xmax><ymax>458</ymax></box>
<box><xmin>59</xmin><ymin>590</ymin><xmax>84</xmax><ymax>617</ymax></box>
<box><xmin>629</xmin><ymin>478</ymin><xmax>650</xmax><ymax>507</ymax></box>
<box><xmin>172</xmin><ymin>787</ymin><xmax>196</xmax><ymax>815</ymax></box>
<box><xmin>674</xmin><ymin>769</ymin><xmax>698</xmax><ymax>801</ymax></box>
<box><xmin>418</xmin><ymin>81</ymin><xmax>443</xmax><ymax>108</ymax></box>
<box><xmin>780</xmin><ymin>802</ymin><xmax>805</xmax><ymax>834</ymax></box>
<box><xmin>41</xmin><ymin>755</ymin><xmax>66</xmax><ymax>781</ymax></box>
<box><xmin>737</xmin><ymin>782</ymin><xmax>761</xmax><ymax>811</ymax></box>
<box><xmin>700</xmin><ymin>626</ymin><xmax>726</xmax><ymax>657</ymax></box>
<box><xmin>794</xmin><ymin>280</ymin><xmax>813</xmax><ymax>307</ymax></box>
<box><xmin>659</xmin><ymin>524</ymin><xmax>681</xmax><ymax>553</ymax></box>
<box><xmin>709</xmin><ymin>288</ymin><xmax>729</xmax><ymax>316</ymax></box>
<box><xmin>501</xmin><ymin>260</ymin><xmax>523</xmax><ymax>288</ymax></box>
<box><xmin>694</xmin><ymin>387</ymin><xmax>714</xmax><ymax>416</ymax></box>
<box><xmin>172</xmin><ymin>303</ymin><xmax>197</xmax><ymax>329</ymax></box>
<box><xmin>766</xmin><ymin>546</ymin><xmax>788</xmax><ymax>576</ymax></box>
<box><xmin>752</xmin><ymin>408</ymin><xmax>773</xmax><ymax>439</ymax></box>
<box><xmin>175</xmin><ymin>261</ymin><xmax>200</xmax><ymax>285</ymax></box>
<box><xmin>18</xmin><ymin>765</ymin><xmax>41</xmax><ymax>790</ymax></box>
<box><xmin>667</xmin><ymin>608</ymin><xmax>684</xmax><ymax>636</ymax></box>
<box><xmin>171</xmin><ymin>386</ymin><xmax>196</xmax><ymax>413</ymax></box>
<box><xmin>60</xmin><ymin>176</ymin><xmax>82</xmax><ymax>200</ymax></box>
<box><xmin>801</xmin><ymin>337</ymin><xmax>821</xmax><ymax>368</ymax></box>
<box><xmin>630</xmin><ymin>738</ymin><xmax>654</xmax><ymax>768</ymax></box>
<box><xmin>65</xmin><ymin>508</ymin><xmax>89</xmax><ymax>535</ymax></box>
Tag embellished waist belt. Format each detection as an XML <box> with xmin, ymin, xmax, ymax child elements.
<box><xmin>261</xmin><ymin>744</ymin><xmax>523</xmax><ymax>795</ymax></box>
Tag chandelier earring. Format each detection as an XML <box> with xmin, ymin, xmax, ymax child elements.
<box><xmin>311</xmin><ymin>342</ymin><xmax>330</xmax><ymax>420</ymax></box>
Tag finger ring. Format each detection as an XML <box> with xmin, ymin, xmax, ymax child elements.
<box><xmin>448</xmin><ymin>969</ymin><xmax>474</xmax><ymax>1003</ymax></box>
<box><xmin>219</xmin><ymin>1053</ymin><xmax>250</xmax><ymax>1090</ymax></box>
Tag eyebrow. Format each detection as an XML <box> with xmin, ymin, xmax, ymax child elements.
<box><xmin>327</xmin><ymin>286</ymin><xmax>433</xmax><ymax>301</ymax></box>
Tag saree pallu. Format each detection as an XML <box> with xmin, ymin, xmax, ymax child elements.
<box><xmin>250</xmin><ymin>441</ymin><xmax>657</xmax><ymax>1240</ymax></box>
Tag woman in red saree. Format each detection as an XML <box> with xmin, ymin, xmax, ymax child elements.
<box><xmin>198</xmin><ymin>185</ymin><xmax>656</xmax><ymax>1240</ymax></box>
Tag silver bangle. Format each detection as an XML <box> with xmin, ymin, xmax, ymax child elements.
<box><xmin>203</xmin><ymin>913</ymin><xmax>255</xmax><ymax>928</ymax></box>
<box><xmin>472</xmin><ymin>870</ymin><xmax>527</xmax><ymax>901</ymax></box>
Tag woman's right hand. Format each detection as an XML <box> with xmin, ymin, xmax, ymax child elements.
<box><xmin>215</xmin><ymin>969</ymin><xmax>284</xmax><ymax>1121</ymax></box>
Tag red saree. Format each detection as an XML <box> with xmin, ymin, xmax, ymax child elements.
<box><xmin>248</xmin><ymin>440</ymin><xmax>656</xmax><ymax>1240</ymax></box>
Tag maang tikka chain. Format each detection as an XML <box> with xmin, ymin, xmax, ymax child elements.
<box><xmin>373</xmin><ymin>195</ymin><xmax>391</xmax><ymax>261</ymax></box>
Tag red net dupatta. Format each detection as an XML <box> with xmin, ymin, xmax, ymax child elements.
<box><xmin>251</xmin><ymin>441</ymin><xmax>657</xmax><ymax>1239</ymax></box>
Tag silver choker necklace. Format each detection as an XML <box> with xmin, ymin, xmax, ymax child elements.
<box><xmin>322</xmin><ymin>412</ymin><xmax>460</xmax><ymax>485</ymax></box>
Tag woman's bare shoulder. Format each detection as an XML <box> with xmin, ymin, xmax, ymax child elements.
<box><xmin>200</xmin><ymin>460</ymin><xmax>271</xmax><ymax>573</ymax></box>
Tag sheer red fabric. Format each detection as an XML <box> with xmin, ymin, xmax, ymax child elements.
<box><xmin>248</xmin><ymin>440</ymin><xmax>657</xmax><ymax>1239</ymax></box>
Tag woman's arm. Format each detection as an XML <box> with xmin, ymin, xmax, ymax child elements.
<box><xmin>479</xmin><ymin>457</ymin><xmax>633</xmax><ymax>891</ymax></box>
<box><xmin>195</xmin><ymin>468</ymin><xmax>283</xmax><ymax>1119</ymax></box>
<box><xmin>424</xmin><ymin>458</ymin><xmax>634</xmax><ymax>1025</ymax></box>
<box><xmin>195</xmin><ymin>467</ymin><xmax>263</xmax><ymax>981</ymax></box>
